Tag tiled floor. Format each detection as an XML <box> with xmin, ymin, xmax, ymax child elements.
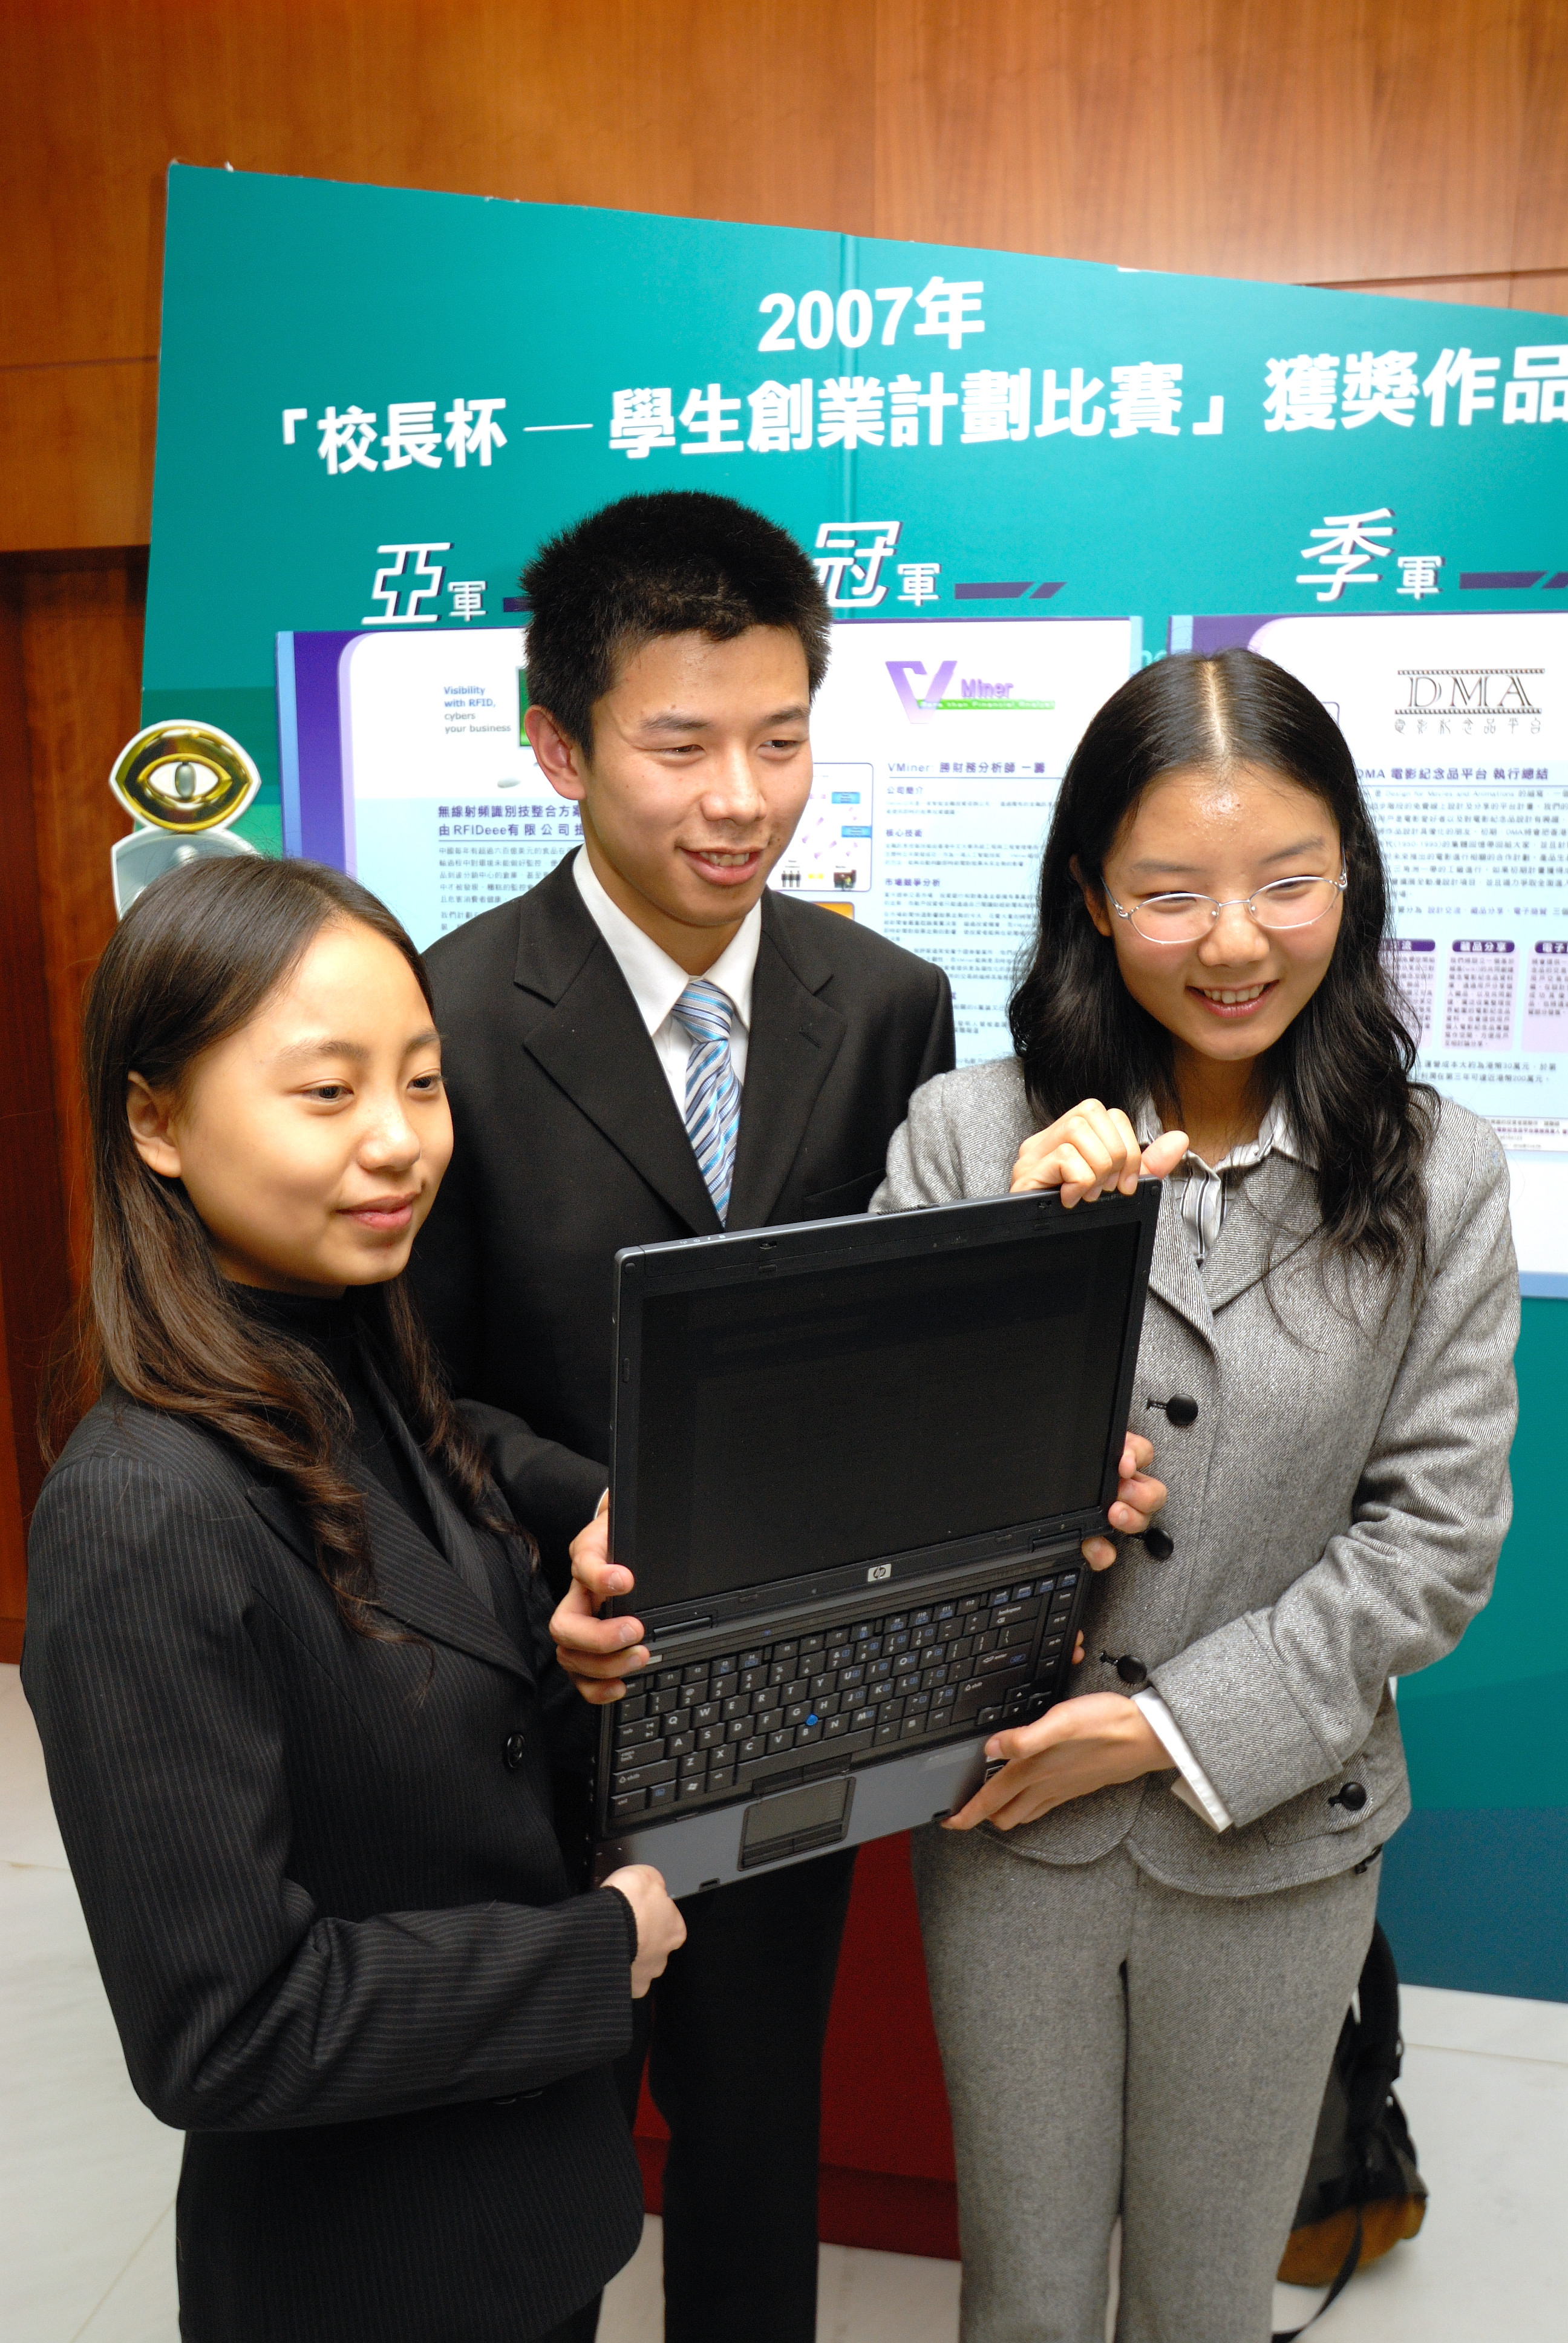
<box><xmin>3</xmin><ymin>1662</ymin><xmax>1564</xmax><ymax>2341</ymax></box>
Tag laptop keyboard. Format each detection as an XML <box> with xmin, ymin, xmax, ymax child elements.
<box><xmin>602</xmin><ymin>1567</ymin><xmax>1081</xmax><ymax>1830</ymax></box>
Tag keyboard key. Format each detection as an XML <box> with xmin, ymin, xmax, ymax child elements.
<box><xmin>952</xmin><ymin>1635</ymin><xmax>976</xmax><ymax>1661</ymax></box>
<box><xmin>912</xmin><ymin>1608</ymin><xmax>933</xmax><ymax>1627</ymax></box>
<box><xmin>828</xmin><ymin>1643</ymin><xmax>854</xmax><ymax>1668</ymax></box>
<box><xmin>767</xmin><ymin>1727</ymin><xmax>796</xmax><ymax>1753</ymax></box>
<box><xmin>612</xmin><ymin>1757</ymin><xmax>677</xmax><ymax>1791</ymax></box>
<box><xmin>774</xmin><ymin>1640</ymin><xmax>799</xmax><ymax>1661</ymax></box>
<box><xmin>901</xmin><ymin>1713</ymin><xmax>927</xmax><ymax>1737</ymax></box>
<box><xmin>994</xmin><ymin>1599</ymin><xmax>1042</xmax><ymax>1628</ymax></box>
<box><xmin>874</xmin><ymin>1720</ymin><xmax>903</xmax><ymax>1746</ymax></box>
<box><xmin>693</xmin><ymin>1700</ymin><xmax>721</xmax><ymax>1728</ymax></box>
<box><xmin>801</xmin><ymin>1631</ymin><xmax>826</xmax><ymax>1654</ymax></box>
<box><xmin>739</xmin><ymin>1648</ymin><xmax>765</xmax><ymax>1669</ymax></box>
<box><xmin>849</xmin><ymin>1706</ymin><xmax>877</xmax><ymax>1732</ymax></box>
<box><xmin>977</xmin><ymin>1705</ymin><xmax>1004</xmax><ymax>1728</ymax></box>
<box><xmin>906</xmin><ymin>1689</ymin><xmax>931</xmax><ymax>1712</ymax></box>
<box><xmin>664</xmin><ymin>1731</ymin><xmax>696</xmax><ymax>1757</ymax></box>
<box><xmin>921</xmin><ymin>1664</ymin><xmax>949</xmax><ymax>1689</ymax></box>
<box><xmin>680</xmin><ymin>1746</ymin><xmax>707</xmax><ymax>1772</ymax></box>
<box><xmin>722</xmin><ymin>1694</ymin><xmax>749</xmax><ymax>1720</ymax></box>
<box><xmin>697</xmin><ymin>1723</ymin><xmax>727</xmax><ymax>1749</ymax></box>
<box><xmin>863</xmin><ymin>1636</ymin><xmax>884</xmax><ymax>1658</ymax></box>
<box><xmin>1001</xmin><ymin>1623</ymin><xmax>1037</xmax><ymax>1650</ymax></box>
<box><xmin>932</xmin><ymin>1685</ymin><xmax>958</xmax><ymax>1711</ymax></box>
<box><xmin>682</xmin><ymin>1662</ymin><xmax>708</xmax><ymax>1685</ymax></box>
<box><xmin>618</xmin><ymin>1694</ymin><xmax>648</xmax><ymax>1723</ymax></box>
<box><xmin>878</xmin><ymin>1694</ymin><xmax>906</xmax><ymax>1722</ymax></box>
<box><xmin>652</xmin><ymin>1687</ymin><xmax>683</xmax><ymax>1714</ymax></box>
<box><xmin>785</xmin><ymin>1702</ymin><xmax>809</xmax><ymax>1727</ymax></box>
<box><xmin>739</xmin><ymin>1666</ymin><xmax>768</xmax><ymax>1695</ymax></box>
<box><xmin>648</xmin><ymin>1780</ymin><xmax>677</xmax><ymax>1809</ymax></box>
<box><xmin>768</xmin><ymin>1660</ymin><xmax>791</xmax><ymax>1685</ymax></box>
<box><xmin>854</xmin><ymin>1622</ymin><xmax>875</xmax><ymax>1641</ymax></box>
<box><xmin>958</xmin><ymin>1593</ymin><xmax>984</xmax><ymax>1614</ymax></box>
<box><xmin>809</xmin><ymin>1671</ymin><xmax>837</xmax><ymax>1698</ymax></box>
<box><xmin>678</xmin><ymin>1774</ymin><xmax>708</xmax><ymax>1800</ymax></box>
<box><xmin>823</xmin><ymin>1714</ymin><xmax>849</xmax><ymax>1738</ymax></box>
<box><xmin>1013</xmin><ymin>1582</ymin><xmax>1035</xmax><ymax>1602</ymax></box>
<box><xmin>708</xmin><ymin>1766</ymin><xmax>735</xmax><ymax>1793</ymax></box>
<box><xmin>782</xmin><ymin>1678</ymin><xmax>809</xmax><ymax>1705</ymax></box>
<box><xmin>797</xmin><ymin>1722</ymin><xmax>823</xmax><ymax>1745</ymax></box>
<box><xmin>978</xmin><ymin>1650</ymin><xmax>1029</xmax><ymax>1679</ymax></box>
<box><xmin>974</xmin><ymin>1630</ymin><xmax>999</xmax><ymax>1654</ymax></box>
<box><xmin>815</xmin><ymin>1691</ymin><xmax>842</xmax><ymax>1718</ymax></box>
<box><xmin>738</xmin><ymin>1735</ymin><xmax>766</xmax><ymax>1763</ymax></box>
<box><xmin>615</xmin><ymin>1715</ymin><xmax>661</xmax><ymax>1748</ymax></box>
<box><xmin>726</xmin><ymin>1718</ymin><xmax>751</xmax><ymax>1742</ymax></box>
<box><xmin>609</xmin><ymin>1791</ymin><xmax>648</xmax><ymax>1823</ymax></box>
<box><xmin>840</xmin><ymin>1664</ymin><xmax>866</xmax><ymax>1689</ymax></box>
<box><xmin>886</xmin><ymin>1630</ymin><xmax>911</xmax><ymax>1654</ymax></box>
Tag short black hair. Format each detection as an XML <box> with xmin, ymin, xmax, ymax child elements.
<box><xmin>520</xmin><ymin>491</ymin><xmax>831</xmax><ymax>750</ymax></box>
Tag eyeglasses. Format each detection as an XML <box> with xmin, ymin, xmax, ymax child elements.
<box><xmin>1104</xmin><ymin>867</ymin><xmax>1348</xmax><ymax>946</ymax></box>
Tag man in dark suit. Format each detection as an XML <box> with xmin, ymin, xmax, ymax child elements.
<box><xmin>410</xmin><ymin>490</ymin><xmax>953</xmax><ymax>2343</ymax></box>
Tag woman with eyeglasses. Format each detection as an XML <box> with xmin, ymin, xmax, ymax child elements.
<box><xmin>872</xmin><ymin>649</ymin><xmax>1518</xmax><ymax>2342</ymax></box>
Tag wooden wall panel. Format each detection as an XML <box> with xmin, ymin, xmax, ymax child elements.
<box><xmin>0</xmin><ymin>562</ymin><xmax>78</xmax><ymax>1651</ymax></box>
<box><xmin>3</xmin><ymin>2</ymin><xmax>1566</xmax><ymax>546</ymax></box>
<box><xmin>19</xmin><ymin>557</ymin><xmax>143</xmax><ymax>1295</ymax></box>
<box><xmin>0</xmin><ymin>361</ymin><xmax>158</xmax><ymax>556</ymax></box>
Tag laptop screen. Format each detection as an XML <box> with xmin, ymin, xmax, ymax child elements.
<box><xmin>625</xmin><ymin>1216</ymin><xmax>1143</xmax><ymax>1606</ymax></box>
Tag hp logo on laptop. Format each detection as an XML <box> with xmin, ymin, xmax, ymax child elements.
<box><xmin>866</xmin><ymin>1562</ymin><xmax>892</xmax><ymax>1583</ymax></box>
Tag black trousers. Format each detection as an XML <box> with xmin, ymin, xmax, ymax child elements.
<box><xmin>604</xmin><ymin>1846</ymin><xmax>858</xmax><ymax>2343</ymax></box>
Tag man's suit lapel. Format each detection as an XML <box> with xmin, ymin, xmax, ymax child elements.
<box><xmin>512</xmin><ymin>857</ymin><xmax>720</xmax><ymax>1236</ymax></box>
<box><xmin>244</xmin><ymin>1477</ymin><xmax>536</xmax><ymax>1686</ymax></box>
<box><xmin>727</xmin><ymin>902</ymin><xmax>846</xmax><ymax>1228</ymax></box>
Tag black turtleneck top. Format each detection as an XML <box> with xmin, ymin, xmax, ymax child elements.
<box><xmin>232</xmin><ymin>1286</ymin><xmax>440</xmax><ymax>1550</ymax></box>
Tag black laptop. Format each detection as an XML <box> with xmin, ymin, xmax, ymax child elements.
<box><xmin>589</xmin><ymin>1182</ymin><xmax>1160</xmax><ymax>1898</ymax></box>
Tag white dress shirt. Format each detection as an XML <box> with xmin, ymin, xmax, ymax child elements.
<box><xmin>572</xmin><ymin>847</ymin><xmax>762</xmax><ymax>1110</ymax></box>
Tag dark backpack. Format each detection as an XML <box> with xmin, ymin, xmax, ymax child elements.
<box><xmin>1273</xmin><ymin>1922</ymin><xmax>1428</xmax><ymax>2340</ymax></box>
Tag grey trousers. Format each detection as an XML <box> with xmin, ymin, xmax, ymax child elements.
<box><xmin>911</xmin><ymin>1827</ymin><xmax>1379</xmax><ymax>2343</ymax></box>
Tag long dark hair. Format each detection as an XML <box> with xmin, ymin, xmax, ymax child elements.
<box><xmin>1008</xmin><ymin>649</ymin><xmax>1432</xmax><ymax>1274</ymax></box>
<box><xmin>49</xmin><ymin>854</ymin><xmax>514</xmax><ymax>1638</ymax></box>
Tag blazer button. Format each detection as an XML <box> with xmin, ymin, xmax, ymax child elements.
<box><xmin>1149</xmin><ymin>1394</ymin><xmax>1199</xmax><ymax>1427</ymax></box>
<box><xmin>1142</xmin><ymin>1528</ymin><xmax>1175</xmax><ymax>1561</ymax></box>
<box><xmin>1102</xmin><ymin>1652</ymin><xmax>1149</xmax><ymax>1686</ymax></box>
<box><xmin>1330</xmin><ymin>1782</ymin><xmax>1368</xmax><ymax>1812</ymax></box>
<box><xmin>503</xmin><ymin>1731</ymin><xmax>529</xmax><ymax>1771</ymax></box>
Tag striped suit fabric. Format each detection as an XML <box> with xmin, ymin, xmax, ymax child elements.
<box><xmin>23</xmin><ymin>1388</ymin><xmax>644</xmax><ymax>2343</ymax></box>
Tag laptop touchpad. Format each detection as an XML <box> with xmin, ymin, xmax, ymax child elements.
<box><xmin>739</xmin><ymin>1777</ymin><xmax>855</xmax><ymax>1869</ymax></box>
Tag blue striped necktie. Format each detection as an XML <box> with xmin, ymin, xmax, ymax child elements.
<box><xmin>672</xmin><ymin>978</ymin><xmax>742</xmax><ymax>1223</ymax></box>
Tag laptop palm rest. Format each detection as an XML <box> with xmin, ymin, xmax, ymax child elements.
<box><xmin>593</xmin><ymin>1732</ymin><xmax>991</xmax><ymax>1899</ymax></box>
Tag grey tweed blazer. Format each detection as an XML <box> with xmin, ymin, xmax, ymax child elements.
<box><xmin>872</xmin><ymin>1058</ymin><xmax>1519</xmax><ymax>1896</ymax></box>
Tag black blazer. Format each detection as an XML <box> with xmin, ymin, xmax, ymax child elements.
<box><xmin>411</xmin><ymin>853</ymin><xmax>955</xmax><ymax>1578</ymax></box>
<box><xmin>22</xmin><ymin>1391</ymin><xmax>644</xmax><ymax>2343</ymax></box>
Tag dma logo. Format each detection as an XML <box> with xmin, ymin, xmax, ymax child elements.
<box><xmin>886</xmin><ymin>659</ymin><xmax>1054</xmax><ymax>724</ymax></box>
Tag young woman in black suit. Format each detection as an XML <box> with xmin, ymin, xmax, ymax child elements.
<box><xmin>23</xmin><ymin>854</ymin><xmax>684</xmax><ymax>2343</ymax></box>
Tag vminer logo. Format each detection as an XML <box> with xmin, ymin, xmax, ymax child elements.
<box><xmin>1396</xmin><ymin>667</ymin><xmax>1543</xmax><ymax>717</ymax></box>
<box><xmin>886</xmin><ymin>659</ymin><xmax>1054</xmax><ymax>724</ymax></box>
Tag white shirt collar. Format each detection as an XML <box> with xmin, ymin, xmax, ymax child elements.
<box><xmin>572</xmin><ymin>845</ymin><xmax>761</xmax><ymax>1037</ymax></box>
<box><xmin>1133</xmin><ymin>1092</ymin><xmax>1305</xmax><ymax>1175</ymax></box>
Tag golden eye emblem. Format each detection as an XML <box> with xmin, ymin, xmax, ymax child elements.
<box><xmin>108</xmin><ymin>721</ymin><xmax>261</xmax><ymax>834</ymax></box>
